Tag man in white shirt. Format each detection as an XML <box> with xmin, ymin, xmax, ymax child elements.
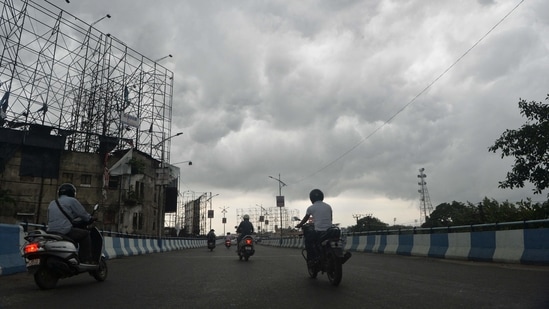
<box><xmin>296</xmin><ymin>189</ymin><xmax>332</xmax><ymax>263</ymax></box>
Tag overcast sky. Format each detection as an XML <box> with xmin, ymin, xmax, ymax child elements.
<box><xmin>61</xmin><ymin>0</ymin><xmax>549</xmax><ymax>231</ymax></box>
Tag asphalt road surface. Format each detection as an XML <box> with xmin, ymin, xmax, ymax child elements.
<box><xmin>1</xmin><ymin>244</ymin><xmax>548</xmax><ymax>308</ymax></box>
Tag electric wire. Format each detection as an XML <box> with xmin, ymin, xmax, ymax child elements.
<box><xmin>293</xmin><ymin>0</ymin><xmax>526</xmax><ymax>185</ymax></box>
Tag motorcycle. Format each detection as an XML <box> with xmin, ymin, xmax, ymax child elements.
<box><xmin>21</xmin><ymin>204</ymin><xmax>107</xmax><ymax>290</ymax></box>
<box><xmin>237</xmin><ymin>235</ymin><xmax>255</xmax><ymax>261</ymax></box>
<box><xmin>225</xmin><ymin>239</ymin><xmax>231</xmax><ymax>248</ymax></box>
<box><xmin>300</xmin><ymin>224</ymin><xmax>352</xmax><ymax>286</ymax></box>
<box><xmin>207</xmin><ymin>239</ymin><xmax>216</xmax><ymax>251</ymax></box>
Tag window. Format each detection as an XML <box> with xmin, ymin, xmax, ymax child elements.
<box><xmin>108</xmin><ymin>176</ymin><xmax>119</xmax><ymax>189</ymax></box>
<box><xmin>135</xmin><ymin>181</ymin><xmax>145</xmax><ymax>200</ymax></box>
<box><xmin>62</xmin><ymin>173</ymin><xmax>73</xmax><ymax>183</ymax></box>
<box><xmin>132</xmin><ymin>212</ymin><xmax>143</xmax><ymax>230</ymax></box>
<box><xmin>80</xmin><ymin>174</ymin><xmax>92</xmax><ymax>187</ymax></box>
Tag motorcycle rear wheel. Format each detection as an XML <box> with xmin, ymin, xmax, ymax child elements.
<box><xmin>34</xmin><ymin>266</ymin><xmax>59</xmax><ymax>290</ymax></box>
<box><xmin>90</xmin><ymin>258</ymin><xmax>108</xmax><ymax>282</ymax></box>
<box><xmin>326</xmin><ymin>249</ymin><xmax>342</xmax><ymax>286</ymax></box>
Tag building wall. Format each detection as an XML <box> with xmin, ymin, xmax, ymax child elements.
<box><xmin>0</xmin><ymin>146</ymin><xmax>163</xmax><ymax>236</ymax></box>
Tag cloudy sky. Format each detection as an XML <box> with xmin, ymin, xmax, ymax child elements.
<box><xmin>61</xmin><ymin>0</ymin><xmax>549</xmax><ymax>231</ymax></box>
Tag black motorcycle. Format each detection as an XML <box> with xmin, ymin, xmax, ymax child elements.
<box><xmin>300</xmin><ymin>224</ymin><xmax>351</xmax><ymax>286</ymax></box>
<box><xmin>21</xmin><ymin>204</ymin><xmax>107</xmax><ymax>289</ymax></box>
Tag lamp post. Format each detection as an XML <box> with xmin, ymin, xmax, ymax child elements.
<box><xmin>255</xmin><ymin>204</ymin><xmax>267</xmax><ymax>237</ymax></box>
<box><xmin>153</xmin><ymin>132</ymin><xmax>183</xmax><ymax>237</ymax></box>
<box><xmin>172</xmin><ymin>160</ymin><xmax>192</xmax><ymax>166</ymax></box>
<box><xmin>171</xmin><ymin>161</ymin><xmax>193</xmax><ymax>234</ymax></box>
<box><xmin>220</xmin><ymin>206</ymin><xmax>229</xmax><ymax>235</ymax></box>
<box><xmin>91</xmin><ymin>14</ymin><xmax>111</xmax><ymax>26</ymax></box>
<box><xmin>204</xmin><ymin>193</ymin><xmax>219</xmax><ymax>233</ymax></box>
<box><xmin>155</xmin><ymin>54</ymin><xmax>173</xmax><ymax>62</ymax></box>
<box><xmin>268</xmin><ymin>174</ymin><xmax>287</xmax><ymax>244</ymax></box>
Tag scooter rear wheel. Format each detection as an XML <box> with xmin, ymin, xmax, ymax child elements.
<box><xmin>34</xmin><ymin>266</ymin><xmax>59</xmax><ymax>290</ymax></box>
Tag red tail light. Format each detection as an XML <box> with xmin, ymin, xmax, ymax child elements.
<box><xmin>24</xmin><ymin>243</ymin><xmax>40</xmax><ymax>254</ymax></box>
<box><xmin>245</xmin><ymin>238</ymin><xmax>253</xmax><ymax>245</ymax></box>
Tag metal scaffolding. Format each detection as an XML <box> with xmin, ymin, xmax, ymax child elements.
<box><xmin>0</xmin><ymin>0</ymin><xmax>174</xmax><ymax>161</ymax></box>
<box><xmin>236</xmin><ymin>207</ymin><xmax>300</xmax><ymax>235</ymax></box>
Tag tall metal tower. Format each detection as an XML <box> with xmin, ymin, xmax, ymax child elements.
<box><xmin>417</xmin><ymin>168</ymin><xmax>433</xmax><ymax>224</ymax></box>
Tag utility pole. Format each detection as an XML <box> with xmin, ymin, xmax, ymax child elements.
<box><xmin>268</xmin><ymin>174</ymin><xmax>287</xmax><ymax>245</ymax></box>
<box><xmin>220</xmin><ymin>206</ymin><xmax>229</xmax><ymax>235</ymax></box>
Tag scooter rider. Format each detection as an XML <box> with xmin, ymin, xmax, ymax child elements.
<box><xmin>207</xmin><ymin>229</ymin><xmax>216</xmax><ymax>242</ymax></box>
<box><xmin>236</xmin><ymin>214</ymin><xmax>254</xmax><ymax>250</ymax></box>
<box><xmin>296</xmin><ymin>189</ymin><xmax>333</xmax><ymax>264</ymax></box>
<box><xmin>46</xmin><ymin>183</ymin><xmax>94</xmax><ymax>264</ymax></box>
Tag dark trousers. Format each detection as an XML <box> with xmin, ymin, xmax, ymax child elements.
<box><xmin>304</xmin><ymin>230</ymin><xmax>323</xmax><ymax>261</ymax></box>
<box><xmin>67</xmin><ymin>228</ymin><xmax>92</xmax><ymax>261</ymax></box>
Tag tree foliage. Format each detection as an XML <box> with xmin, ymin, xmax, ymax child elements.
<box><xmin>349</xmin><ymin>215</ymin><xmax>388</xmax><ymax>232</ymax></box>
<box><xmin>422</xmin><ymin>198</ymin><xmax>549</xmax><ymax>228</ymax></box>
<box><xmin>489</xmin><ymin>95</ymin><xmax>549</xmax><ymax>195</ymax></box>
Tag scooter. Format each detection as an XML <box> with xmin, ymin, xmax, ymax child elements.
<box><xmin>207</xmin><ymin>239</ymin><xmax>216</xmax><ymax>251</ymax></box>
<box><xmin>237</xmin><ymin>235</ymin><xmax>255</xmax><ymax>261</ymax></box>
<box><xmin>21</xmin><ymin>204</ymin><xmax>107</xmax><ymax>290</ymax></box>
<box><xmin>225</xmin><ymin>239</ymin><xmax>231</xmax><ymax>248</ymax></box>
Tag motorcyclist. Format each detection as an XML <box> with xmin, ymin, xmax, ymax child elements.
<box><xmin>296</xmin><ymin>189</ymin><xmax>333</xmax><ymax>265</ymax></box>
<box><xmin>236</xmin><ymin>214</ymin><xmax>254</xmax><ymax>250</ymax></box>
<box><xmin>46</xmin><ymin>183</ymin><xmax>94</xmax><ymax>264</ymax></box>
<box><xmin>207</xmin><ymin>229</ymin><xmax>216</xmax><ymax>242</ymax></box>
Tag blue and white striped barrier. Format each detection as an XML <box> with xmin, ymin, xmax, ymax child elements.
<box><xmin>262</xmin><ymin>228</ymin><xmax>549</xmax><ymax>265</ymax></box>
<box><xmin>0</xmin><ymin>224</ymin><xmax>26</xmax><ymax>276</ymax></box>
<box><xmin>0</xmin><ymin>224</ymin><xmax>212</xmax><ymax>276</ymax></box>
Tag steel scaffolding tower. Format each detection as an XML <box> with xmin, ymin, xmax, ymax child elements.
<box><xmin>236</xmin><ymin>207</ymin><xmax>299</xmax><ymax>234</ymax></box>
<box><xmin>417</xmin><ymin>168</ymin><xmax>434</xmax><ymax>224</ymax></box>
<box><xmin>0</xmin><ymin>0</ymin><xmax>174</xmax><ymax>161</ymax></box>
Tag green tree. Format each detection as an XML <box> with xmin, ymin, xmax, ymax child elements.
<box><xmin>423</xmin><ymin>201</ymin><xmax>478</xmax><ymax>227</ymax></box>
<box><xmin>516</xmin><ymin>198</ymin><xmax>549</xmax><ymax>220</ymax></box>
<box><xmin>350</xmin><ymin>215</ymin><xmax>388</xmax><ymax>232</ymax></box>
<box><xmin>489</xmin><ymin>95</ymin><xmax>549</xmax><ymax>195</ymax></box>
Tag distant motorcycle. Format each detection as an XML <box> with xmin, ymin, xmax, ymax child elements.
<box><xmin>21</xmin><ymin>204</ymin><xmax>107</xmax><ymax>290</ymax></box>
<box><xmin>225</xmin><ymin>239</ymin><xmax>231</xmax><ymax>248</ymax></box>
<box><xmin>207</xmin><ymin>240</ymin><xmax>216</xmax><ymax>251</ymax></box>
<box><xmin>300</xmin><ymin>224</ymin><xmax>351</xmax><ymax>286</ymax></box>
<box><xmin>237</xmin><ymin>235</ymin><xmax>255</xmax><ymax>261</ymax></box>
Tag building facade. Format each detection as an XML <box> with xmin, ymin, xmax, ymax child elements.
<box><xmin>0</xmin><ymin>126</ymin><xmax>179</xmax><ymax>236</ymax></box>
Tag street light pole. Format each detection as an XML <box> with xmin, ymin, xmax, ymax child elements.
<box><xmin>220</xmin><ymin>206</ymin><xmax>229</xmax><ymax>235</ymax></box>
<box><xmin>155</xmin><ymin>54</ymin><xmax>173</xmax><ymax>62</ymax></box>
<box><xmin>204</xmin><ymin>193</ymin><xmax>219</xmax><ymax>233</ymax></box>
<box><xmin>153</xmin><ymin>132</ymin><xmax>183</xmax><ymax>237</ymax></box>
<box><xmin>268</xmin><ymin>174</ymin><xmax>287</xmax><ymax>244</ymax></box>
<box><xmin>255</xmin><ymin>204</ymin><xmax>267</xmax><ymax>237</ymax></box>
<box><xmin>91</xmin><ymin>14</ymin><xmax>111</xmax><ymax>27</ymax></box>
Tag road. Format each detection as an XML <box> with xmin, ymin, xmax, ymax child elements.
<box><xmin>1</xmin><ymin>244</ymin><xmax>548</xmax><ymax>308</ymax></box>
